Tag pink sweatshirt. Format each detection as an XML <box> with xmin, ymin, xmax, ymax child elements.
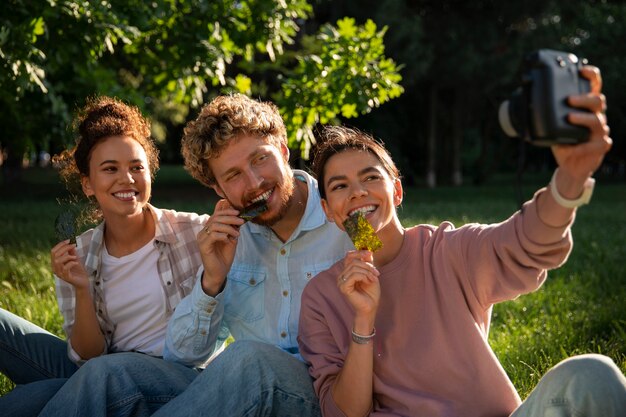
<box><xmin>298</xmin><ymin>190</ymin><xmax>573</xmax><ymax>417</ymax></box>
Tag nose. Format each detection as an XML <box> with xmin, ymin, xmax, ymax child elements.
<box><xmin>348</xmin><ymin>182</ymin><xmax>367</xmax><ymax>200</ymax></box>
<box><xmin>243</xmin><ymin>167</ymin><xmax>263</xmax><ymax>189</ymax></box>
<box><xmin>118</xmin><ymin>169</ymin><xmax>135</xmax><ymax>184</ymax></box>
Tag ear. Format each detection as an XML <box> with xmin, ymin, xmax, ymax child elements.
<box><xmin>81</xmin><ymin>176</ymin><xmax>94</xmax><ymax>197</ymax></box>
<box><xmin>393</xmin><ymin>178</ymin><xmax>403</xmax><ymax>207</ymax></box>
<box><xmin>279</xmin><ymin>142</ymin><xmax>290</xmax><ymax>162</ymax></box>
<box><xmin>320</xmin><ymin>199</ymin><xmax>335</xmax><ymax>223</ymax></box>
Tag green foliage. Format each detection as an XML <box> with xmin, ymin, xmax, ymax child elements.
<box><xmin>278</xmin><ymin>17</ymin><xmax>403</xmax><ymax>157</ymax></box>
<box><xmin>0</xmin><ymin>0</ymin><xmax>403</xmax><ymax>162</ymax></box>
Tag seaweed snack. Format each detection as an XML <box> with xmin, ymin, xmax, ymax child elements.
<box><xmin>55</xmin><ymin>210</ymin><xmax>77</xmax><ymax>244</ymax></box>
<box><xmin>239</xmin><ymin>200</ymin><xmax>268</xmax><ymax>222</ymax></box>
<box><xmin>342</xmin><ymin>211</ymin><xmax>382</xmax><ymax>252</ymax></box>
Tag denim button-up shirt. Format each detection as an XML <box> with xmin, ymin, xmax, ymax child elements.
<box><xmin>164</xmin><ymin>171</ymin><xmax>354</xmax><ymax>367</ymax></box>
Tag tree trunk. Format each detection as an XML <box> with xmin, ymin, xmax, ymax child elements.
<box><xmin>426</xmin><ymin>84</ymin><xmax>437</xmax><ymax>188</ymax></box>
<box><xmin>451</xmin><ymin>88</ymin><xmax>464</xmax><ymax>186</ymax></box>
<box><xmin>1</xmin><ymin>145</ymin><xmax>24</xmax><ymax>185</ymax></box>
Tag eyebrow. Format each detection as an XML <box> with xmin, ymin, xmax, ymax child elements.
<box><xmin>218</xmin><ymin>149</ymin><xmax>266</xmax><ymax>179</ymax></box>
<box><xmin>98</xmin><ymin>159</ymin><xmax>144</xmax><ymax>166</ymax></box>
<box><xmin>326</xmin><ymin>166</ymin><xmax>381</xmax><ymax>185</ymax></box>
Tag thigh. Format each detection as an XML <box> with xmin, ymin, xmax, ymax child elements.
<box><xmin>0</xmin><ymin>378</ymin><xmax>68</xmax><ymax>417</ymax></box>
<box><xmin>153</xmin><ymin>340</ymin><xmax>321</xmax><ymax>417</ymax></box>
<box><xmin>39</xmin><ymin>352</ymin><xmax>200</xmax><ymax>417</ymax></box>
<box><xmin>0</xmin><ymin>308</ymin><xmax>77</xmax><ymax>383</ymax></box>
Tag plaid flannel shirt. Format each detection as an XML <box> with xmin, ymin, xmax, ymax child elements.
<box><xmin>54</xmin><ymin>204</ymin><xmax>208</xmax><ymax>364</ymax></box>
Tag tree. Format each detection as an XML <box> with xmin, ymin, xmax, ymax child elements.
<box><xmin>0</xmin><ymin>0</ymin><xmax>403</xmax><ymax>183</ymax></box>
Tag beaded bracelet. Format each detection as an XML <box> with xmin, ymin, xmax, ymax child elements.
<box><xmin>351</xmin><ymin>327</ymin><xmax>376</xmax><ymax>344</ymax></box>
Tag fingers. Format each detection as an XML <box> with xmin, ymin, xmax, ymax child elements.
<box><xmin>51</xmin><ymin>240</ymin><xmax>85</xmax><ymax>283</ymax></box>
<box><xmin>568</xmin><ymin>92</ymin><xmax>606</xmax><ymax>114</ymax></box>
<box><xmin>580</xmin><ymin>65</ymin><xmax>602</xmax><ymax>94</ymax></box>
<box><xmin>338</xmin><ymin>251</ymin><xmax>379</xmax><ymax>287</ymax></box>
<box><xmin>51</xmin><ymin>240</ymin><xmax>76</xmax><ymax>274</ymax></box>
<box><xmin>198</xmin><ymin>199</ymin><xmax>245</xmax><ymax>244</ymax></box>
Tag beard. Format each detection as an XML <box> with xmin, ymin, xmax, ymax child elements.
<box><xmin>250</xmin><ymin>172</ymin><xmax>296</xmax><ymax>227</ymax></box>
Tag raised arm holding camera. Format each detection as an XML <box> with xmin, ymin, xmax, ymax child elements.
<box><xmin>297</xmin><ymin>65</ymin><xmax>625</xmax><ymax>417</ymax></box>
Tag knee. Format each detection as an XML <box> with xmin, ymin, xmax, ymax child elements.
<box><xmin>548</xmin><ymin>354</ymin><xmax>626</xmax><ymax>399</ymax></box>
<box><xmin>79</xmin><ymin>352</ymin><xmax>141</xmax><ymax>375</ymax></box>
<box><xmin>209</xmin><ymin>341</ymin><xmax>287</xmax><ymax>380</ymax></box>
<box><xmin>223</xmin><ymin>340</ymin><xmax>280</xmax><ymax>365</ymax></box>
<box><xmin>551</xmin><ymin>354</ymin><xmax>620</xmax><ymax>383</ymax></box>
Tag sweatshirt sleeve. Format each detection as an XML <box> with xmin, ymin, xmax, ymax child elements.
<box><xmin>437</xmin><ymin>187</ymin><xmax>574</xmax><ymax>308</ymax></box>
<box><xmin>298</xmin><ymin>273</ymin><xmax>350</xmax><ymax>417</ymax></box>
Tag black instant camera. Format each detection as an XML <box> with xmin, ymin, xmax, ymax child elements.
<box><xmin>498</xmin><ymin>49</ymin><xmax>591</xmax><ymax>146</ymax></box>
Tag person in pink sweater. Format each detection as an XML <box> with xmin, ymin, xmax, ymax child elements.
<box><xmin>298</xmin><ymin>67</ymin><xmax>625</xmax><ymax>417</ymax></box>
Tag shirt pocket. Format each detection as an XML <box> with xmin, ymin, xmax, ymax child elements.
<box><xmin>295</xmin><ymin>261</ymin><xmax>336</xmax><ymax>295</ymax></box>
<box><xmin>223</xmin><ymin>266</ymin><xmax>266</xmax><ymax>323</ymax></box>
<box><xmin>178</xmin><ymin>275</ymin><xmax>196</xmax><ymax>296</ymax></box>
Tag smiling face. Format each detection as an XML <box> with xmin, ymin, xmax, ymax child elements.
<box><xmin>321</xmin><ymin>149</ymin><xmax>403</xmax><ymax>238</ymax></box>
<box><xmin>210</xmin><ymin>135</ymin><xmax>295</xmax><ymax>226</ymax></box>
<box><xmin>81</xmin><ymin>135</ymin><xmax>152</xmax><ymax>220</ymax></box>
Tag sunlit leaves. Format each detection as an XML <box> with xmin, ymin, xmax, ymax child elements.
<box><xmin>1</xmin><ymin>0</ymin><xmax>402</xmax><ymax>162</ymax></box>
<box><xmin>278</xmin><ymin>18</ymin><xmax>404</xmax><ymax>156</ymax></box>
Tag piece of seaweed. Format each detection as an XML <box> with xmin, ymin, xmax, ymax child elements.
<box><xmin>239</xmin><ymin>200</ymin><xmax>268</xmax><ymax>222</ymax></box>
<box><xmin>55</xmin><ymin>210</ymin><xmax>77</xmax><ymax>244</ymax></box>
<box><xmin>342</xmin><ymin>211</ymin><xmax>382</xmax><ymax>252</ymax></box>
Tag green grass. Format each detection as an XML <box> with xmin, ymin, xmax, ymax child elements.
<box><xmin>1</xmin><ymin>166</ymin><xmax>625</xmax><ymax>398</ymax></box>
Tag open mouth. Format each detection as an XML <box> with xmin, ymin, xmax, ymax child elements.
<box><xmin>250</xmin><ymin>188</ymin><xmax>272</xmax><ymax>204</ymax></box>
<box><xmin>239</xmin><ymin>199</ymin><xmax>269</xmax><ymax>222</ymax></box>
<box><xmin>347</xmin><ymin>205</ymin><xmax>377</xmax><ymax>217</ymax></box>
<box><xmin>113</xmin><ymin>191</ymin><xmax>138</xmax><ymax>200</ymax></box>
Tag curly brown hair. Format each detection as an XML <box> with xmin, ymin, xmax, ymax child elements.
<box><xmin>181</xmin><ymin>94</ymin><xmax>287</xmax><ymax>187</ymax></box>
<box><xmin>312</xmin><ymin>125</ymin><xmax>400</xmax><ymax>199</ymax></box>
<box><xmin>52</xmin><ymin>96</ymin><xmax>159</xmax><ymax>222</ymax></box>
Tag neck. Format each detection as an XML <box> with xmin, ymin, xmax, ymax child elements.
<box><xmin>372</xmin><ymin>217</ymin><xmax>405</xmax><ymax>268</ymax></box>
<box><xmin>103</xmin><ymin>207</ymin><xmax>155</xmax><ymax>257</ymax></box>
<box><xmin>270</xmin><ymin>178</ymin><xmax>308</xmax><ymax>243</ymax></box>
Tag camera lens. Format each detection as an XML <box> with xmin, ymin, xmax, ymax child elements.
<box><xmin>498</xmin><ymin>100</ymin><xmax>517</xmax><ymax>137</ymax></box>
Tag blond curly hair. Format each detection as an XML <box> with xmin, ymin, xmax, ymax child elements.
<box><xmin>181</xmin><ymin>94</ymin><xmax>287</xmax><ymax>187</ymax></box>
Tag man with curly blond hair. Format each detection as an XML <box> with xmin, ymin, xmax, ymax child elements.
<box><xmin>35</xmin><ymin>94</ymin><xmax>353</xmax><ymax>417</ymax></box>
<box><xmin>152</xmin><ymin>94</ymin><xmax>354</xmax><ymax>416</ymax></box>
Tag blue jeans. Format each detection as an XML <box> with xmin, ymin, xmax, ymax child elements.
<box><xmin>512</xmin><ymin>354</ymin><xmax>626</xmax><ymax>417</ymax></box>
<box><xmin>39</xmin><ymin>340</ymin><xmax>319</xmax><ymax>417</ymax></box>
<box><xmin>153</xmin><ymin>340</ymin><xmax>321</xmax><ymax>417</ymax></box>
<box><xmin>38</xmin><ymin>352</ymin><xmax>199</xmax><ymax>417</ymax></box>
<box><xmin>0</xmin><ymin>308</ymin><xmax>77</xmax><ymax>416</ymax></box>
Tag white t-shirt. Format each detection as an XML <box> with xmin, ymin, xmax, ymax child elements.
<box><xmin>101</xmin><ymin>239</ymin><xmax>168</xmax><ymax>356</ymax></box>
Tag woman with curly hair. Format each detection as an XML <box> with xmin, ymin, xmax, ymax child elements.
<box><xmin>0</xmin><ymin>96</ymin><xmax>207</xmax><ymax>416</ymax></box>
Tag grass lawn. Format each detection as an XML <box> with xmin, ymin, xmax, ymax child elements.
<box><xmin>1</xmin><ymin>165</ymin><xmax>625</xmax><ymax>398</ymax></box>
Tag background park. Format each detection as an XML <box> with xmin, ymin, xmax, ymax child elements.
<box><xmin>1</xmin><ymin>0</ymin><xmax>625</xmax><ymax>398</ymax></box>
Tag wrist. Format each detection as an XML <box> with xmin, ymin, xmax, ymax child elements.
<box><xmin>201</xmin><ymin>270</ymin><xmax>226</xmax><ymax>296</ymax></box>
<box><xmin>351</xmin><ymin>327</ymin><xmax>376</xmax><ymax>345</ymax></box>
<box><xmin>550</xmin><ymin>168</ymin><xmax>595</xmax><ymax>208</ymax></box>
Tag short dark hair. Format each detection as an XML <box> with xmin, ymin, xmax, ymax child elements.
<box><xmin>312</xmin><ymin>125</ymin><xmax>400</xmax><ymax>199</ymax></box>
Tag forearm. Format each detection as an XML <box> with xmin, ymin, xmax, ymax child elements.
<box><xmin>163</xmin><ymin>277</ymin><xmax>224</xmax><ymax>367</ymax></box>
<box><xmin>332</xmin><ymin>315</ymin><xmax>375</xmax><ymax>417</ymax></box>
<box><xmin>68</xmin><ymin>287</ymin><xmax>105</xmax><ymax>359</ymax></box>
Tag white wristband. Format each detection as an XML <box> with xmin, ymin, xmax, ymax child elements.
<box><xmin>549</xmin><ymin>169</ymin><xmax>595</xmax><ymax>208</ymax></box>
